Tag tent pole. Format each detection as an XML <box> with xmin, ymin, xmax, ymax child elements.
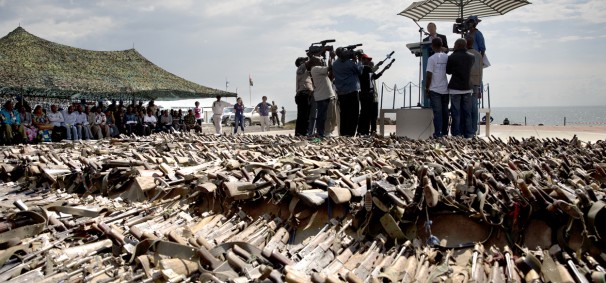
<box><xmin>460</xmin><ymin>0</ymin><xmax>463</xmax><ymax>19</ymax></box>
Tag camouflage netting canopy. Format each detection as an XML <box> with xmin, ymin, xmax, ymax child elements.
<box><xmin>0</xmin><ymin>27</ymin><xmax>235</xmax><ymax>101</ymax></box>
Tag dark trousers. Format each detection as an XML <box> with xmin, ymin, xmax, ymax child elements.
<box><xmin>338</xmin><ymin>92</ymin><xmax>360</xmax><ymax>137</ymax></box>
<box><xmin>52</xmin><ymin>126</ymin><xmax>66</xmax><ymax>142</ymax></box>
<box><xmin>450</xmin><ymin>92</ymin><xmax>472</xmax><ymax>137</ymax></box>
<box><xmin>233</xmin><ymin>115</ymin><xmax>245</xmax><ymax>133</ymax></box>
<box><xmin>357</xmin><ymin>92</ymin><xmax>374</xmax><ymax>135</ymax></box>
<box><xmin>307</xmin><ymin>99</ymin><xmax>317</xmax><ymax>136</ymax></box>
<box><xmin>315</xmin><ymin>99</ymin><xmax>329</xmax><ymax>137</ymax></box>
<box><xmin>370</xmin><ymin>102</ymin><xmax>378</xmax><ymax>134</ymax></box>
<box><xmin>295</xmin><ymin>91</ymin><xmax>311</xmax><ymax>136</ymax></box>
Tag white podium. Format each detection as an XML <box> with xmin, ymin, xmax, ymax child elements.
<box><xmin>379</xmin><ymin>108</ymin><xmax>434</xmax><ymax>139</ymax></box>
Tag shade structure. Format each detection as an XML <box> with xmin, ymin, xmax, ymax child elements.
<box><xmin>398</xmin><ymin>0</ymin><xmax>531</xmax><ymax>22</ymax></box>
<box><xmin>0</xmin><ymin>27</ymin><xmax>235</xmax><ymax>101</ymax></box>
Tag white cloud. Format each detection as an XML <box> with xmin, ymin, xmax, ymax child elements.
<box><xmin>558</xmin><ymin>34</ymin><xmax>606</xmax><ymax>42</ymax></box>
<box><xmin>0</xmin><ymin>0</ymin><xmax>605</xmax><ymax>109</ymax></box>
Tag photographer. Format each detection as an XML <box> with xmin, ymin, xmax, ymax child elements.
<box><xmin>295</xmin><ymin>57</ymin><xmax>313</xmax><ymax>136</ymax></box>
<box><xmin>332</xmin><ymin>46</ymin><xmax>363</xmax><ymax>137</ymax></box>
<box><xmin>308</xmin><ymin>52</ymin><xmax>336</xmax><ymax>138</ymax></box>
<box><xmin>357</xmin><ymin>54</ymin><xmax>384</xmax><ymax>136</ymax></box>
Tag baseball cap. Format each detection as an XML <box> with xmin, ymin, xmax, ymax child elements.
<box><xmin>361</xmin><ymin>54</ymin><xmax>372</xmax><ymax>60</ymax></box>
<box><xmin>467</xmin><ymin>15</ymin><xmax>481</xmax><ymax>23</ymax></box>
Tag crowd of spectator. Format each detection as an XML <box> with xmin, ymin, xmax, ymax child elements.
<box><xmin>0</xmin><ymin>99</ymin><xmax>203</xmax><ymax>144</ymax></box>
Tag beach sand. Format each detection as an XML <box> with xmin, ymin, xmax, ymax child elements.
<box><xmin>217</xmin><ymin>123</ymin><xmax>606</xmax><ymax>142</ymax></box>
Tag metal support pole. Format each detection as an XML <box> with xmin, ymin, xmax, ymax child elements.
<box><xmin>392</xmin><ymin>84</ymin><xmax>396</xmax><ymax>109</ymax></box>
<box><xmin>487</xmin><ymin>83</ymin><xmax>491</xmax><ymax>109</ymax></box>
<box><xmin>380</xmin><ymin>83</ymin><xmax>384</xmax><ymax>111</ymax></box>
<box><xmin>402</xmin><ymin>86</ymin><xmax>406</xmax><ymax>109</ymax></box>
<box><xmin>410</xmin><ymin>83</ymin><xmax>413</xmax><ymax>108</ymax></box>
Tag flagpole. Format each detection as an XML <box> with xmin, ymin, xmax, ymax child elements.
<box><xmin>248</xmin><ymin>74</ymin><xmax>252</xmax><ymax>105</ymax></box>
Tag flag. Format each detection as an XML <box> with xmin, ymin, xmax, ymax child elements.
<box><xmin>249</xmin><ymin>75</ymin><xmax>253</xmax><ymax>87</ymax></box>
<box><xmin>226</xmin><ymin>80</ymin><xmax>229</xmax><ymax>89</ymax></box>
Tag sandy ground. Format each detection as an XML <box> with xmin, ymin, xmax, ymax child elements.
<box><xmin>210</xmin><ymin>122</ymin><xmax>606</xmax><ymax>143</ymax></box>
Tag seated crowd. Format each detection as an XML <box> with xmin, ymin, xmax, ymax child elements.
<box><xmin>0</xmin><ymin>99</ymin><xmax>202</xmax><ymax>144</ymax></box>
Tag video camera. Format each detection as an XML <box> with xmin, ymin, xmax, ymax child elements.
<box><xmin>338</xmin><ymin>43</ymin><xmax>363</xmax><ymax>60</ymax></box>
<box><xmin>307</xmin><ymin>39</ymin><xmax>336</xmax><ymax>58</ymax></box>
<box><xmin>453</xmin><ymin>17</ymin><xmax>473</xmax><ymax>34</ymax></box>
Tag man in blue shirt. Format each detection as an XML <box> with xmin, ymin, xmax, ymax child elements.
<box><xmin>467</xmin><ymin>16</ymin><xmax>485</xmax><ymax>57</ymax></box>
<box><xmin>332</xmin><ymin>47</ymin><xmax>363</xmax><ymax>136</ymax></box>
<box><xmin>0</xmin><ymin>101</ymin><xmax>26</xmax><ymax>143</ymax></box>
<box><xmin>254</xmin><ymin>96</ymin><xmax>272</xmax><ymax>132</ymax></box>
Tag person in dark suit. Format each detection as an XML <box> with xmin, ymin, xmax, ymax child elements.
<box><xmin>424</xmin><ymin>22</ymin><xmax>449</xmax><ymax>55</ymax></box>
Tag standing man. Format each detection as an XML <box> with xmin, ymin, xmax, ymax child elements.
<box><xmin>309</xmin><ymin>53</ymin><xmax>336</xmax><ymax>138</ymax></box>
<box><xmin>424</xmin><ymin>22</ymin><xmax>449</xmax><ymax>55</ymax></box>
<box><xmin>425</xmin><ymin>38</ymin><xmax>450</xmax><ymax>138</ymax></box>
<box><xmin>446</xmin><ymin>38</ymin><xmax>475</xmax><ymax>138</ymax></box>
<box><xmin>357</xmin><ymin>54</ymin><xmax>385</xmax><ymax>136</ymax></box>
<box><xmin>212</xmin><ymin>95</ymin><xmax>230</xmax><ymax>135</ymax></box>
<box><xmin>270</xmin><ymin>101</ymin><xmax>280</xmax><ymax>127</ymax></box>
<box><xmin>466</xmin><ymin>35</ymin><xmax>483</xmax><ymax>136</ymax></box>
<box><xmin>467</xmin><ymin>16</ymin><xmax>485</xmax><ymax>57</ymax></box>
<box><xmin>254</xmin><ymin>96</ymin><xmax>272</xmax><ymax>132</ymax></box>
<box><xmin>332</xmin><ymin>47</ymin><xmax>363</xmax><ymax>136</ymax></box>
<box><xmin>295</xmin><ymin>57</ymin><xmax>313</xmax><ymax>136</ymax></box>
<box><xmin>280</xmin><ymin>106</ymin><xmax>286</xmax><ymax>126</ymax></box>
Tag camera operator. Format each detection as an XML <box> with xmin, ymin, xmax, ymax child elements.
<box><xmin>466</xmin><ymin>16</ymin><xmax>485</xmax><ymax>57</ymax></box>
<box><xmin>424</xmin><ymin>22</ymin><xmax>449</xmax><ymax>55</ymax></box>
<box><xmin>295</xmin><ymin>57</ymin><xmax>313</xmax><ymax>136</ymax></box>
<box><xmin>332</xmin><ymin>47</ymin><xmax>363</xmax><ymax>137</ymax></box>
<box><xmin>308</xmin><ymin>52</ymin><xmax>336</xmax><ymax>138</ymax></box>
<box><xmin>357</xmin><ymin>54</ymin><xmax>384</xmax><ymax>136</ymax></box>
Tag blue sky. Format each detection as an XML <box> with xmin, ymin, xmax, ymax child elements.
<box><xmin>0</xmin><ymin>0</ymin><xmax>604</xmax><ymax>110</ymax></box>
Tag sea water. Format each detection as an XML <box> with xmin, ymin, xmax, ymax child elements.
<box><xmin>488</xmin><ymin>106</ymin><xmax>606</xmax><ymax>126</ymax></box>
<box><xmin>286</xmin><ymin>105</ymin><xmax>606</xmax><ymax>126</ymax></box>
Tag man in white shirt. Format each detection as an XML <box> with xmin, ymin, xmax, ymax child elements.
<box><xmin>47</xmin><ymin>105</ymin><xmax>67</xmax><ymax>141</ymax></box>
<box><xmin>76</xmin><ymin>105</ymin><xmax>91</xmax><ymax>140</ymax></box>
<box><xmin>92</xmin><ymin>107</ymin><xmax>109</xmax><ymax>139</ymax></box>
<box><xmin>63</xmin><ymin>105</ymin><xmax>79</xmax><ymax>140</ymax></box>
<box><xmin>309</xmin><ymin>53</ymin><xmax>336</xmax><ymax>138</ymax></box>
<box><xmin>425</xmin><ymin>38</ymin><xmax>450</xmax><ymax>138</ymax></box>
<box><xmin>143</xmin><ymin>109</ymin><xmax>157</xmax><ymax>136</ymax></box>
<box><xmin>211</xmin><ymin>95</ymin><xmax>230</xmax><ymax>135</ymax></box>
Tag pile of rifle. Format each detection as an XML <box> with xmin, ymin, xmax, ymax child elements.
<box><xmin>0</xmin><ymin>131</ymin><xmax>605</xmax><ymax>282</ymax></box>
